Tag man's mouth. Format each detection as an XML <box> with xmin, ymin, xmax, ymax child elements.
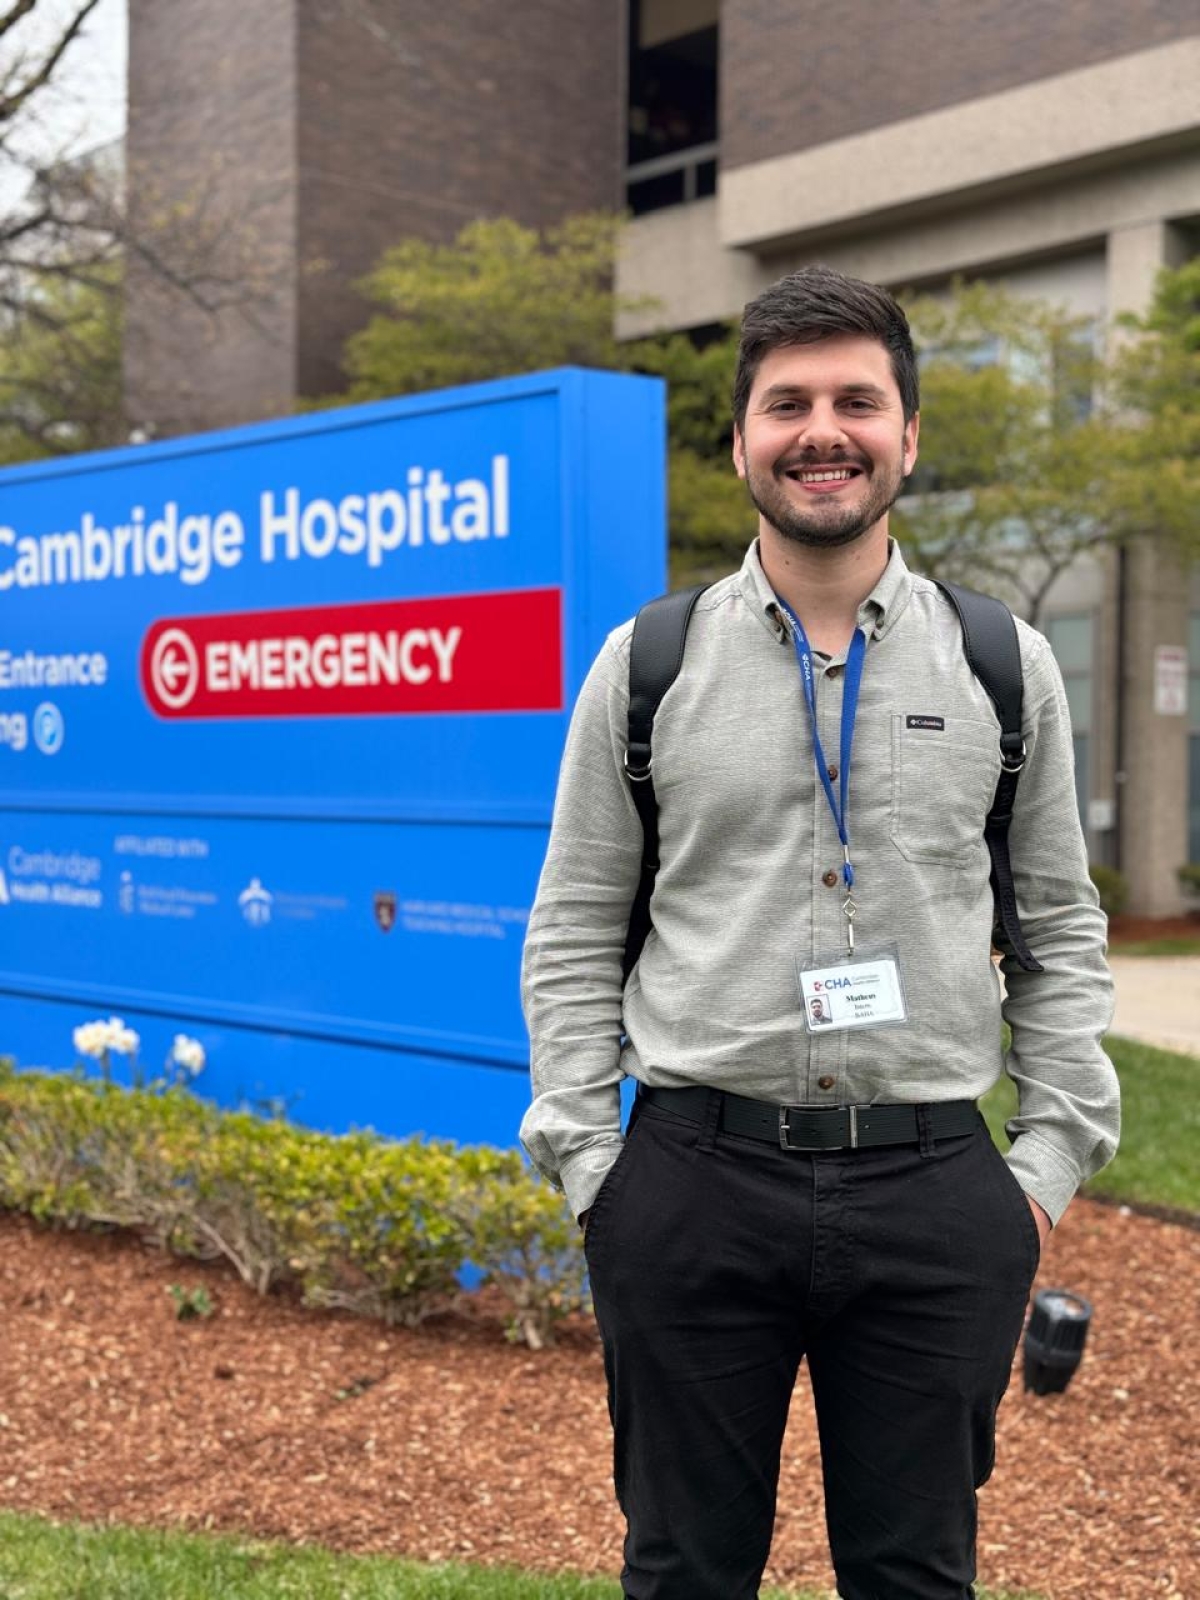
<box><xmin>782</xmin><ymin>464</ymin><xmax>865</xmax><ymax>490</ymax></box>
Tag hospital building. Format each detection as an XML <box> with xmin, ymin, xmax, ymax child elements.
<box><xmin>125</xmin><ymin>1</ymin><xmax>1200</xmax><ymax>914</ymax></box>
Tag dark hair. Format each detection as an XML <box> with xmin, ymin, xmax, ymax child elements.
<box><xmin>732</xmin><ymin>265</ymin><xmax>919</xmax><ymax>430</ymax></box>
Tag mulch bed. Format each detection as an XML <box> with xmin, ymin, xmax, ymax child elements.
<box><xmin>1107</xmin><ymin>914</ymin><xmax>1199</xmax><ymax>946</ymax></box>
<box><xmin>0</xmin><ymin>1199</ymin><xmax>1195</xmax><ymax>1599</ymax></box>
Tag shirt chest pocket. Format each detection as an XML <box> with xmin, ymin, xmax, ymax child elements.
<box><xmin>890</xmin><ymin>714</ymin><xmax>1001</xmax><ymax>867</ymax></box>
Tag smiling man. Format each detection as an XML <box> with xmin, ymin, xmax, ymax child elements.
<box><xmin>520</xmin><ymin>266</ymin><xmax>1119</xmax><ymax>1599</ymax></box>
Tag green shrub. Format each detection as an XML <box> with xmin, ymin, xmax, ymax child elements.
<box><xmin>0</xmin><ymin>1061</ymin><xmax>583</xmax><ymax>1349</ymax></box>
<box><xmin>1089</xmin><ymin>863</ymin><xmax>1129</xmax><ymax>916</ymax></box>
<box><xmin>1177</xmin><ymin>863</ymin><xmax>1200</xmax><ymax>898</ymax></box>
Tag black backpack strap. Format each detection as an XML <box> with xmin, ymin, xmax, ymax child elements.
<box><xmin>935</xmin><ymin>580</ymin><xmax>1044</xmax><ymax>973</ymax></box>
<box><xmin>622</xmin><ymin>584</ymin><xmax>710</xmax><ymax>979</ymax></box>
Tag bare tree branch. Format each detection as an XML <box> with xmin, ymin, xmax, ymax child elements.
<box><xmin>0</xmin><ymin>203</ymin><xmax>51</xmax><ymax>245</ymax></box>
<box><xmin>0</xmin><ymin>0</ymin><xmax>104</xmax><ymax>125</ymax></box>
<box><xmin>0</xmin><ymin>4</ymin><xmax>298</xmax><ymax>460</ymax></box>
<box><xmin>0</xmin><ymin>0</ymin><xmax>38</xmax><ymax>43</ymax></box>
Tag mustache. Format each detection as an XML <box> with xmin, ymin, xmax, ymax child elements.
<box><xmin>776</xmin><ymin>454</ymin><xmax>869</xmax><ymax>473</ymax></box>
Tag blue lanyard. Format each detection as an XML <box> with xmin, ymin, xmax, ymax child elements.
<box><xmin>777</xmin><ymin>598</ymin><xmax>867</xmax><ymax>914</ymax></box>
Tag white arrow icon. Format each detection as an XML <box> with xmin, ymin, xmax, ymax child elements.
<box><xmin>150</xmin><ymin>628</ymin><xmax>200</xmax><ymax>710</ymax></box>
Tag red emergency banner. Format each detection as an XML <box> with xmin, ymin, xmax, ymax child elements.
<box><xmin>139</xmin><ymin>587</ymin><xmax>563</xmax><ymax>719</ymax></box>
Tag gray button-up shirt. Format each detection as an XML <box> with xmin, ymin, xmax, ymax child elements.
<box><xmin>520</xmin><ymin>541</ymin><xmax>1118</xmax><ymax>1225</ymax></box>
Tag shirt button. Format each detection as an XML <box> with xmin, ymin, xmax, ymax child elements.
<box><xmin>818</xmin><ymin>1075</ymin><xmax>835</xmax><ymax>1091</ymax></box>
<box><xmin>822</xmin><ymin>870</ymin><xmax>838</xmax><ymax>887</ymax></box>
<box><xmin>827</xmin><ymin>764</ymin><xmax>839</xmax><ymax>780</ymax></box>
<box><xmin>826</xmin><ymin>665</ymin><xmax>841</xmax><ymax>679</ymax></box>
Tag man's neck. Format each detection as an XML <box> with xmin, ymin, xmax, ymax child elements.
<box><xmin>759</xmin><ymin>524</ymin><xmax>890</xmax><ymax>655</ymax></box>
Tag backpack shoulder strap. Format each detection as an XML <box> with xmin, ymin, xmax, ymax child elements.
<box><xmin>935</xmin><ymin>579</ymin><xmax>1044</xmax><ymax>973</ymax></box>
<box><xmin>622</xmin><ymin>584</ymin><xmax>710</xmax><ymax>978</ymax></box>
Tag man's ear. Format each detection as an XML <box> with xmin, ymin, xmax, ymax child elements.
<box><xmin>732</xmin><ymin>424</ymin><xmax>747</xmax><ymax>480</ymax></box>
<box><xmin>903</xmin><ymin>411</ymin><xmax>920</xmax><ymax>478</ymax></box>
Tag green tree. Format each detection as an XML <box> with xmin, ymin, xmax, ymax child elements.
<box><xmin>341</xmin><ymin>213</ymin><xmax>640</xmax><ymax>400</ymax></box>
<box><xmin>0</xmin><ymin>262</ymin><xmax>124</xmax><ymax>463</ymax></box>
<box><xmin>340</xmin><ymin>226</ymin><xmax>1200</xmax><ymax>611</ymax></box>
<box><xmin>631</xmin><ymin>326</ymin><xmax>754</xmax><ymax>583</ymax></box>
<box><xmin>1105</xmin><ymin>256</ymin><xmax>1200</xmax><ymax>552</ymax></box>
<box><xmin>895</xmin><ymin>282</ymin><xmax>1117</xmax><ymax>627</ymax></box>
<box><xmin>337</xmin><ymin>212</ymin><xmax>753</xmax><ymax>585</ymax></box>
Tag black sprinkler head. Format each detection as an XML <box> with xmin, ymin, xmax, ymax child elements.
<box><xmin>1023</xmin><ymin>1287</ymin><xmax>1093</xmax><ymax>1395</ymax></box>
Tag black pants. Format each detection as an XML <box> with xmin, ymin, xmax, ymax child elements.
<box><xmin>584</xmin><ymin>1092</ymin><xmax>1041</xmax><ymax>1600</ymax></box>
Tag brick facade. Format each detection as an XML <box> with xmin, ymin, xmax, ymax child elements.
<box><xmin>296</xmin><ymin>1</ymin><xmax>624</xmax><ymax>398</ymax></box>
<box><xmin>721</xmin><ymin>0</ymin><xmax>1200</xmax><ymax>171</ymax></box>
<box><xmin>124</xmin><ymin>0</ymin><xmax>624</xmax><ymax>433</ymax></box>
<box><xmin>123</xmin><ymin>0</ymin><xmax>299</xmax><ymax>436</ymax></box>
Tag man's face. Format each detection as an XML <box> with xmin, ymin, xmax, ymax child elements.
<box><xmin>732</xmin><ymin>335</ymin><xmax>919</xmax><ymax>549</ymax></box>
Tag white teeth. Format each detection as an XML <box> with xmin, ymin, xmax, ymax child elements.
<box><xmin>797</xmin><ymin>469</ymin><xmax>854</xmax><ymax>482</ymax></box>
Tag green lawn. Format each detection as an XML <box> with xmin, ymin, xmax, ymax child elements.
<box><xmin>981</xmin><ymin>1033</ymin><xmax>1200</xmax><ymax>1215</ymax></box>
<box><xmin>0</xmin><ymin>1514</ymin><xmax>1043</xmax><ymax>1599</ymax></box>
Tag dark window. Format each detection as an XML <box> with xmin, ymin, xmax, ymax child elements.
<box><xmin>626</xmin><ymin>2</ymin><xmax>718</xmax><ymax>216</ymax></box>
<box><xmin>627</xmin><ymin>168</ymin><xmax>686</xmax><ymax>215</ymax></box>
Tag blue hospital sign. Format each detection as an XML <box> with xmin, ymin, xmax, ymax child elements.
<box><xmin>0</xmin><ymin>369</ymin><xmax>666</xmax><ymax>1143</ymax></box>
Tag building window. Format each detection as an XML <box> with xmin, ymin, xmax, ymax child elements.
<box><xmin>626</xmin><ymin>1</ymin><xmax>718</xmax><ymax>216</ymax></box>
<box><xmin>1046</xmin><ymin>614</ymin><xmax>1094</xmax><ymax>827</ymax></box>
<box><xmin>1189</xmin><ymin>614</ymin><xmax>1200</xmax><ymax>865</ymax></box>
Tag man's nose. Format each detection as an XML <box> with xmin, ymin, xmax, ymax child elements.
<box><xmin>796</xmin><ymin>401</ymin><xmax>848</xmax><ymax>452</ymax></box>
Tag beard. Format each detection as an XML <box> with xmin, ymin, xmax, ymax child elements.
<box><xmin>744</xmin><ymin>451</ymin><xmax>907</xmax><ymax>549</ymax></box>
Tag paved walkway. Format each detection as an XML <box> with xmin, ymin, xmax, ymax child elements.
<box><xmin>1108</xmin><ymin>955</ymin><xmax>1200</xmax><ymax>1058</ymax></box>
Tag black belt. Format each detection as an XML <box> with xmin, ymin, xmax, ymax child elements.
<box><xmin>640</xmin><ymin>1085</ymin><xmax>978</xmax><ymax>1151</ymax></box>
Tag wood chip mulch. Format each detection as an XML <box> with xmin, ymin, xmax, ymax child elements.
<box><xmin>1107</xmin><ymin>915</ymin><xmax>1200</xmax><ymax>946</ymax></box>
<box><xmin>0</xmin><ymin>1199</ymin><xmax>1195</xmax><ymax>1599</ymax></box>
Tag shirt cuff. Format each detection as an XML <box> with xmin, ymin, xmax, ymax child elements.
<box><xmin>1004</xmin><ymin>1132</ymin><xmax>1082</xmax><ymax>1226</ymax></box>
<box><xmin>559</xmin><ymin>1138</ymin><xmax>625</xmax><ymax>1223</ymax></box>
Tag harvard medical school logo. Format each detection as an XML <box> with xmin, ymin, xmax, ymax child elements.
<box><xmin>374</xmin><ymin>891</ymin><xmax>397</xmax><ymax>933</ymax></box>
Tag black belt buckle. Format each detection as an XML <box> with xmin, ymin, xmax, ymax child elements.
<box><xmin>778</xmin><ymin>1104</ymin><xmax>859</xmax><ymax>1151</ymax></box>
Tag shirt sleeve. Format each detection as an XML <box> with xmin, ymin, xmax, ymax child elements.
<box><xmin>518</xmin><ymin>632</ymin><xmax>642</xmax><ymax>1221</ymax></box>
<box><xmin>998</xmin><ymin>630</ymin><xmax>1120</xmax><ymax>1224</ymax></box>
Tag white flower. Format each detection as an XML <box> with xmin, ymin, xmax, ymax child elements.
<box><xmin>170</xmin><ymin>1034</ymin><xmax>205</xmax><ymax>1076</ymax></box>
<box><xmin>107</xmin><ymin>1017</ymin><xmax>140</xmax><ymax>1056</ymax></box>
<box><xmin>72</xmin><ymin>1017</ymin><xmax>140</xmax><ymax>1061</ymax></box>
<box><xmin>73</xmin><ymin>1021</ymin><xmax>109</xmax><ymax>1060</ymax></box>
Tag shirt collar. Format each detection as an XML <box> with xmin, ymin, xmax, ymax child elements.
<box><xmin>738</xmin><ymin>537</ymin><xmax>914</xmax><ymax>643</ymax></box>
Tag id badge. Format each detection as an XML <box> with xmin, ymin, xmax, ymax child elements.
<box><xmin>797</xmin><ymin>943</ymin><xmax>908</xmax><ymax>1033</ymax></box>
